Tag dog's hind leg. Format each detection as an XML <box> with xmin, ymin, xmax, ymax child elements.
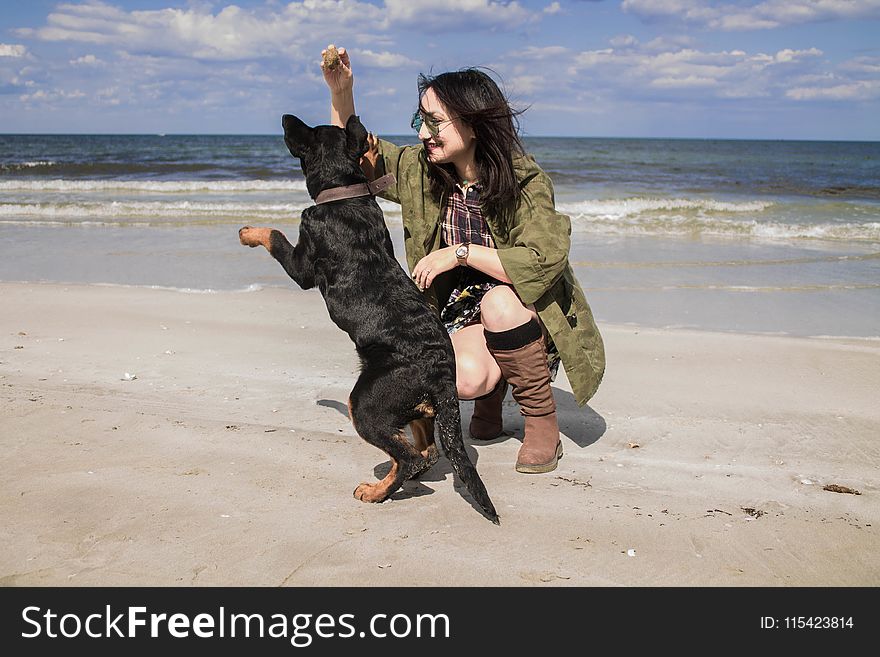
<box><xmin>351</xmin><ymin>427</ymin><xmax>420</xmax><ymax>503</ymax></box>
<box><xmin>349</xmin><ymin>389</ymin><xmax>435</xmax><ymax>502</ymax></box>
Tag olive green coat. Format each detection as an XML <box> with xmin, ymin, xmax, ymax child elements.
<box><xmin>371</xmin><ymin>138</ymin><xmax>605</xmax><ymax>406</ymax></box>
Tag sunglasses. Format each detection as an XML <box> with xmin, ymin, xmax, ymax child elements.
<box><xmin>410</xmin><ymin>110</ymin><xmax>455</xmax><ymax>138</ymax></box>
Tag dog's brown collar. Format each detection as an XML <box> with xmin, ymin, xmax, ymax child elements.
<box><xmin>313</xmin><ymin>173</ymin><xmax>397</xmax><ymax>205</ymax></box>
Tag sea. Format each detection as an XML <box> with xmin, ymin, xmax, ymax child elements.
<box><xmin>2</xmin><ymin>134</ymin><xmax>878</xmax><ymax>338</ymax></box>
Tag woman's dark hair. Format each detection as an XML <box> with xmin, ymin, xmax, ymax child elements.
<box><xmin>418</xmin><ymin>68</ymin><xmax>525</xmax><ymax>229</ymax></box>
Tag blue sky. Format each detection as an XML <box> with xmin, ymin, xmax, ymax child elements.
<box><xmin>1</xmin><ymin>0</ymin><xmax>878</xmax><ymax>138</ymax></box>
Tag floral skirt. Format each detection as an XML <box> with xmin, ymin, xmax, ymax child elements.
<box><xmin>439</xmin><ymin>269</ymin><xmax>561</xmax><ymax>379</ymax></box>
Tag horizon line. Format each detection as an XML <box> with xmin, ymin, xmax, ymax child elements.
<box><xmin>1</xmin><ymin>132</ymin><xmax>878</xmax><ymax>143</ymax></box>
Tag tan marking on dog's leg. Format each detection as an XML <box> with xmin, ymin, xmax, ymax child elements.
<box><xmin>415</xmin><ymin>400</ymin><xmax>435</xmax><ymax>418</ymax></box>
<box><xmin>354</xmin><ymin>428</ymin><xmax>430</xmax><ymax>500</ymax></box>
<box><xmin>410</xmin><ymin>417</ymin><xmax>435</xmax><ymax>453</ymax></box>
<box><xmin>354</xmin><ymin>459</ymin><xmax>400</xmax><ymax>503</ymax></box>
<box><xmin>239</xmin><ymin>226</ymin><xmax>274</xmax><ymax>249</ymax></box>
<box><xmin>409</xmin><ymin>418</ymin><xmax>439</xmax><ymax>479</ymax></box>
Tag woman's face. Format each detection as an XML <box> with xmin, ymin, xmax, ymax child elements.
<box><xmin>417</xmin><ymin>87</ymin><xmax>475</xmax><ymax>167</ymax></box>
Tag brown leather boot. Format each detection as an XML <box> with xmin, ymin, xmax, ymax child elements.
<box><xmin>468</xmin><ymin>379</ymin><xmax>508</xmax><ymax>440</ymax></box>
<box><xmin>485</xmin><ymin>319</ymin><xmax>562</xmax><ymax>474</ymax></box>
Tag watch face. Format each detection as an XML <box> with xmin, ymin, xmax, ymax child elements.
<box><xmin>456</xmin><ymin>245</ymin><xmax>467</xmax><ymax>258</ymax></box>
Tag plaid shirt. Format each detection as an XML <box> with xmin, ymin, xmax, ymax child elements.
<box><xmin>440</xmin><ymin>183</ymin><xmax>496</xmax><ymax>249</ymax></box>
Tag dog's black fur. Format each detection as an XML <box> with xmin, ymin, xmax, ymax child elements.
<box><xmin>239</xmin><ymin>114</ymin><xmax>497</xmax><ymax>523</ymax></box>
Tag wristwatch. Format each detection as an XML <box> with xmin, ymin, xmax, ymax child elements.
<box><xmin>455</xmin><ymin>242</ymin><xmax>470</xmax><ymax>267</ymax></box>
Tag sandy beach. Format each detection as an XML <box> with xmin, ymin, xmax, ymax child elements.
<box><xmin>1</xmin><ymin>281</ymin><xmax>877</xmax><ymax>586</ymax></box>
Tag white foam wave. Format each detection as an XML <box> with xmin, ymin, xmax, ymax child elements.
<box><xmin>750</xmin><ymin>221</ymin><xmax>880</xmax><ymax>241</ymax></box>
<box><xmin>559</xmin><ymin>196</ymin><xmax>879</xmax><ymax>241</ymax></box>
<box><xmin>93</xmin><ymin>282</ymin><xmax>266</xmax><ymax>294</ymax></box>
<box><xmin>0</xmin><ymin>197</ymin><xmax>404</xmax><ymax>223</ymax></box>
<box><xmin>0</xmin><ymin>161</ymin><xmax>56</xmax><ymax>170</ymax></box>
<box><xmin>0</xmin><ymin>200</ymin><xmax>306</xmax><ymax>219</ymax></box>
<box><xmin>0</xmin><ymin>178</ymin><xmax>307</xmax><ymax>193</ymax></box>
<box><xmin>572</xmin><ymin>214</ymin><xmax>880</xmax><ymax>241</ymax></box>
<box><xmin>0</xmin><ymin>220</ymin><xmax>157</xmax><ymax>227</ymax></box>
<box><xmin>558</xmin><ymin>197</ymin><xmax>774</xmax><ymax>219</ymax></box>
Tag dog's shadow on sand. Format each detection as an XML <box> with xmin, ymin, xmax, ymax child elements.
<box><xmin>318</xmin><ymin>388</ymin><xmax>606</xmax><ymax>508</ymax></box>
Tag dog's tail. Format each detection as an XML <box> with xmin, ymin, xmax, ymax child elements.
<box><xmin>434</xmin><ymin>392</ymin><xmax>499</xmax><ymax>524</ymax></box>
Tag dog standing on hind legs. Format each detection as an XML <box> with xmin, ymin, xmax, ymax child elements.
<box><xmin>239</xmin><ymin>113</ymin><xmax>498</xmax><ymax>523</ymax></box>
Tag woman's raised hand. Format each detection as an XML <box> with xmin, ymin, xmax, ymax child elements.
<box><xmin>321</xmin><ymin>44</ymin><xmax>353</xmax><ymax>95</ymax></box>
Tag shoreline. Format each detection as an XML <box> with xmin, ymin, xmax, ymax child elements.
<box><xmin>2</xmin><ymin>281</ymin><xmax>878</xmax><ymax>586</ymax></box>
<box><xmin>3</xmin><ymin>217</ymin><xmax>878</xmax><ymax>339</ymax></box>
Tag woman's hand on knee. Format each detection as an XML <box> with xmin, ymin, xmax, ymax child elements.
<box><xmin>411</xmin><ymin>247</ymin><xmax>457</xmax><ymax>291</ymax></box>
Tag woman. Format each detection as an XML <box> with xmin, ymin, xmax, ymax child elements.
<box><xmin>322</xmin><ymin>46</ymin><xmax>604</xmax><ymax>474</ymax></box>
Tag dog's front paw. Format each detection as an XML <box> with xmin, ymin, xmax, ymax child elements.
<box><xmin>239</xmin><ymin>226</ymin><xmax>269</xmax><ymax>248</ymax></box>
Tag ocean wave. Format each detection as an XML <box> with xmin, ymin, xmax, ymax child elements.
<box><xmin>0</xmin><ymin>198</ymin><xmax>404</xmax><ymax>224</ymax></box>
<box><xmin>749</xmin><ymin>221</ymin><xmax>880</xmax><ymax>241</ymax></box>
<box><xmin>0</xmin><ymin>220</ymin><xmax>156</xmax><ymax>228</ymax></box>
<box><xmin>561</xmin><ymin>196</ymin><xmax>880</xmax><ymax>241</ymax></box>
<box><xmin>92</xmin><ymin>282</ymin><xmax>266</xmax><ymax>294</ymax></box>
<box><xmin>558</xmin><ymin>197</ymin><xmax>774</xmax><ymax>219</ymax></box>
<box><xmin>0</xmin><ymin>200</ymin><xmax>305</xmax><ymax>220</ymax></box>
<box><xmin>570</xmin><ymin>214</ymin><xmax>880</xmax><ymax>241</ymax></box>
<box><xmin>0</xmin><ymin>160</ymin><xmax>57</xmax><ymax>171</ymax></box>
<box><xmin>0</xmin><ymin>161</ymin><xmax>258</xmax><ymax>176</ymax></box>
<box><xmin>0</xmin><ymin>179</ymin><xmax>307</xmax><ymax>193</ymax></box>
<box><xmin>817</xmin><ymin>185</ymin><xmax>880</xmax><ymax>200</ymax></box>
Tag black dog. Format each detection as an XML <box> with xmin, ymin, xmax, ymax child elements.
<box><xmin>239</xmin><ymin>114</ymin><xmax>497</xmax><ymax>523</ymax></box>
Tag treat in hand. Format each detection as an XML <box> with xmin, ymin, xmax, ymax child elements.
<box><xmin>323</xmin><ymin>44</ymin><xmax>341</xmax><ymax>71</ymax></box>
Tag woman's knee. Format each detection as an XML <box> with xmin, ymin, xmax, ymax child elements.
<box><xmin>455</xmin><ymin>352</ymin><xmax>496</xmax><ymax>400</ymax></box>
<box><xmin>480</xmin><ymin>285</ymin><xmax>532</xmax><ymax>332</ymax></box>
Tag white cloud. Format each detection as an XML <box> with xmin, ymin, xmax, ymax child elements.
<box><xmin>16</xmin><ymin>1</ymin><xmax>539</xmax><ymax>61</ymax></box>
<box><xmin>518</xmin><ymin>45</ymin><xmax>569</xmax><ymax>59</ymax></box>
<box><xmin>642</xmin><ymin>35</ymin><xmax>697</xmax><ymax>53</ymax></box>
<box><xmin>96</xmin><ymin>86</ymin><xmax>121</xmax><ymax>105</ymax></box>
<box><xmin>20</xmin><ymin>88</ymin><xmax>86</xmax><ymax>103</ymax></box>
<box><xmin>0</xmin><ymin>44</ymin><xmax>28</xmax><ymax>57</ymax></box>
<box><xmin>70</xmin><ymin>54</ymin><xmax>102</xmax><ymax>65</ymax></box>
<box><xmin>508</xmin><ymin>74</ymin><xmax>547</xmax><ymax>94</ymax></box>
<box><xmin>544</xmin><ymin>2</ymin><xmax>563</xmax><ymax>14</ymax></box>
<box><xmin>364</xmin><ymin>86</ymin><xmax>399</xmax><ymax>97</ymax></box>
<box><xmin>785</xmin><ymin>55</ymin><xmax>880</xmax><ymax>100</ymax></box>
<box><xmin>383</xmin><ymin>0</ymin><xmax>535</xmax><ymax>29</ymax></box>
<box><xmin>787</xmin><ymin>79</ymin><xmax>880</xmax><ymax>100</ymax></box>
<box><xmin>622</xmin><ymin>0</ymin><xmax>880</xmax><ymax>31</ymax></box>
<box><xmin>840</xmin><ymin>56</ymin><xmax>880</xmax><ymax>74</ymax></box>
<box><xmin>651</xmin><ymin>74</ymin><xmax>718</xmax><ymax>88</ymax></box>
<box><xmin>502</xmin><ymin>46</ymin><xmax>571</xmax><ymax>94</ymax></box>
<box><xmin>17</xmin><ymin>1</ymin><xmax>379</xmax><ymax>60</ymax></box>
<box><xmin>774</xmin><ymin>47</ymin><xmax>823</xmax><ymax>63</ymax></box>
<box><xmin>568</xmin><ymin>44</ymin><xmax>832</xmax><ymax>94</ymax></box>
<box><xmin>610</xmin><ymin>34</ymin><xmax>639</xmax><ymax>49</ymax></box>
<box><xmin>356</xmin><ymin>49</ymin><xmax>419</xmax><ymax>68</ymax></box>
<box><xmin>493</xmin><ymin>37</ymin><xmax>876</xmax><ymax>107</ymax></box>
<box><xmin>124</xmin><ymin>4</ymin><xmax>304</xmax><ymax>57</ymax></box>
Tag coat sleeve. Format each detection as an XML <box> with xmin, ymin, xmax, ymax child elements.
<box><xmin>497</xmin><ymin>170</ymin><xmax>572</xmax><ymax>306</ymax></box>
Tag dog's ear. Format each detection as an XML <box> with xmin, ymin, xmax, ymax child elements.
<box><xmin>282</xmin><ymin>114</ymin><xmax>314</xmax><ymax>158</ymax></box>
<box><xmin>345</xmin><ymin>114</ymin><xmax>369</xmax><ymax>159</ymax></box>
